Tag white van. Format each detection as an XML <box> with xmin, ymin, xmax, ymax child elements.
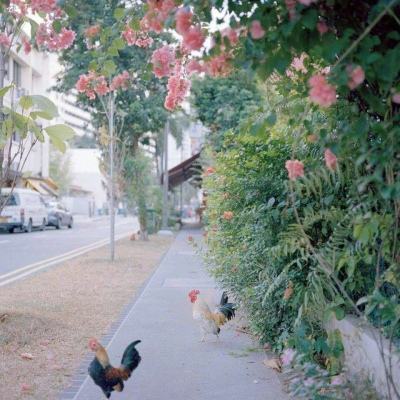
<box><xmin>0</xmin><ymin>188</ymin><xmax>47</xmax><ymax>233</ymax></box>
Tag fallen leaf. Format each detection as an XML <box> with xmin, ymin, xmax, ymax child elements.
<box><xmin>21</xmin><ymin>383</ymin><xmax>33</xmax><ymax>393</ymax></box>
<box><xmin>0</xmin><ymin>313</ymin><xmax>9</xmax><ymax>322</ymax></box>
<box><xmin>263</xmin><ymin>358</ymin><xmax>282</xmax><ymax>372</ymax></box>
<box><xmin>21</xmin><ymin>353</ymin><xmax>34</xmax><ymax>360</ymax></box>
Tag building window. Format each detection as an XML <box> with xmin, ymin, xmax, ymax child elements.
<box><xmin>13</xmin><ymin>60</ymin><xmax>22</xmax><ymax>87</ymax></box>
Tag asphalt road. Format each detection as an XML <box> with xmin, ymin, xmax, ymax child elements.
<box><xmin>0</xmin><ymin>215</ymin><xmax>139</xmax><ymax>275</ymax></box>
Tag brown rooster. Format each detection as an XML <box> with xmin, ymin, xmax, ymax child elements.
<box><xmin>88</xmin><ymin>338</ymin><xmax>141</xmax><ymax>398</ymax></box>
<box><xmin>188</xmin><ymin>289</ymin><xmax>236</xmax><ymax>341</ymax></box>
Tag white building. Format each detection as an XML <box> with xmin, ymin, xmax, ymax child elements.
<box><xmin>63</xmin><ymin>148</ymin><xmax>107</xmax><ymax>215</ymax></box>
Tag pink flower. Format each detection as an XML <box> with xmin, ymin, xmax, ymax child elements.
<box><xmin>58</xmin><ymin>28</ymin><xmax>76</xmax><ymax>49</ymax></box>
<box><xmin>222</xmin><ymin>27</ymin><xmax>239</xmax><ymax>45</ymax></box>
<box><xmin>204</xmin><ymin>166</ymin><xmax>216</xmax><ymax>176</ymax></box>
<box><xmin>392</xmin><ymin>92</ymin><xmax>400</xmax><ymax>104</ymax></box>
<box><xmin>0</xmin><ymin>33</ymin><xmax>11</xmax><ymax>48</ymax></box>
<box><xmin>281</xmin><ymin>348</ymin><xmax>296</xmax><ymax>366</ymax></box>
<box><xmin>94</xmin><ymin>76</ymin><xmax>109</xmax><ymax>96</ymax></box>
<box><xmin>151</xmin><ymin>45</ymin><xmax>175</xmax><ymax>78</ymax></box>
<box><xmin>141</xmin><ymin>0</ymin><xmax>176</xmax><ymax>33</ymax></box>
<box><xmin>250</xmin><ymin>20</ymin><xmax>265</xmax><ymax>40</ymax></box>
<box><xmin>110</xmin><ymin>71</ymin><xmax>130</xmax><ymax>91</ymax></box>
<box><xmin>182</xmin><ymin>26</ymin><xmax>205</xmax><ymax>51</ymax></box>
<box><xmin>76</xmin><ymin>74</ymin><xmax>90</xmax><ymax>93</ymax></box>
<box><xmin>309</xmin><ymin>74</ymin><xmax>337</xmax><ymax>107</ymax></box>
<box><xmin>122</xmin><ymin>26</ymin><xmax>136</xmax><ymax>45</ymax></box>
<box><xmin>291</xmin><ymin>53</ymin><xmax>308</xmax><ymax>73</ymax></box>
<box><xmin>22</xmin><ymin>37</ymin><xmax>32</xmax><ymax>54</ymax></box>
<box><xmin>324</xmin><ymin>148</ymin><xmax>337</xmax><ymax>170</ymax></box>
<box><xmin>85</xmin><ymin>25</ymin><xmax>101</xmax><ymax>38</ymax></box>
<box><xmin>164</xmin><ymin>64</ymin><xmax>190</xmax><ymax>111</ymax></box>
<box><xmin>175</xmin><ymin>7</ymin><xmax>193</xmax><ymax>35</ymax></box>
<box><xmin>317</xmin><ymin>21</ymin><xmax>329</xmax><ymax>34</ymax></box>
<box><xmin>206</xmin><ymin>54</ymin><xmax>231</xmax><ymax>77</ymax></box>
<box><xmin>186</xmin><ymin>59</ymin><xmax>205</xmax><ymax>75</ymax></box>
<box><xmin>30</xmin><ymin>0</ymin><xmax>58</xmax><ymax>13</ymax></box>
<box><xmin>135</xmin><ymin>36</ymin><xmax>153</xmax><ymax>48</ymax></box>
<box><xmin>347</xmin><ymin>65</ymin><xmax>365</xmax><ymax>90</ymax></box>
<box><xmin>285</xmin><ymin>160</ymin><xmax>304</xmax><ymax>180</ymax></box>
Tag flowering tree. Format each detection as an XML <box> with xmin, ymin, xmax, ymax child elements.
<box><xmin>134</xmin><ymin>0</ymin><xmax>400</xmax><ymax>397</ymax></box>
<box><xmin>0</xmin><ymin>0</ymin><xmax>76</xmax><ymax>211</ymax></box>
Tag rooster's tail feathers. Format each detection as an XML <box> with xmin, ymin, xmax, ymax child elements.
<box><xmin>120</xmin><ymin>340</ymin><xmax>142</xmax><ymax>378</ymax></box>
<box><xmin>219</xmin><ymin>291</ymin><xmax>229</xmax><ymax>306</ymax></box>
<box><xmin>218</xmin><ymin>303</ymin><xmax>236</xmax><ymax>321</ymax></box>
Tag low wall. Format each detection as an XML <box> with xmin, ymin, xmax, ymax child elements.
<box><xmin>327</xmin><ymin>315</ymin><xmax>400</xmax><ymax>399</ymax></box>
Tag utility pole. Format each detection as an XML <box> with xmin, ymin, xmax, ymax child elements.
<box><xmin>159</xmin><ymin>120</ymin><xmax>172</xmax><ymax>235</ymax></box>
<box><xmin>109</xmin><ymin>92</ymin><xmax>115</xmax><ymax>261</ymax></box>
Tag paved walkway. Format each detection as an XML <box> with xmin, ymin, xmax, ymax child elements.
<box><xmin>64</xmin><ymin>228</ymin><xmax>288</xmax><ymax>400</ymax></box>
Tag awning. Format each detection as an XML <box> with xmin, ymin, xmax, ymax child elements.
<box><xmin>161</xmin><ymin>152</ymin><xmax>201</xmax><ymax>189</ymax></box>
<box><xmin>25</xmin><ymin>178</ymin><xmax>59</xmax><ymax>197</ymax></box>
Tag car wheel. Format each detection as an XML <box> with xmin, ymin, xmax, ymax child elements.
<box><xmin>25</xmin><ymin>219</ymin><xmax>32</xmax><ymax>233</ymax></box>
<box><xmin>40</xmin><ymin>218</ymin><xmax>46</xmax><ymax>231</ymax></box>
<box><xmin>8</xmin><ymin>227</ymin><xmax>14</xmax><ymax>234</ymax></box>
<box><xmin>56</xmin><ymin>218</ymin><xmax>61</xmax><ymax>230</ymax></box>
<box><xmin>68</xmin><ymin>218</ymin><xmax>73</xmax><ymax>229</ymax></box>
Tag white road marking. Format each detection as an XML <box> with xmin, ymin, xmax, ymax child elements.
<box><xmin>0</xmin><ymin>232</ymin><xmax>131</xmax><ymax>287</ymax></box>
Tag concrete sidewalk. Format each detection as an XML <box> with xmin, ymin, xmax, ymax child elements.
<box><xmin>64</xmin><ymin>228</ymin><xmax>288</xmax><ymax>400</ymax></box>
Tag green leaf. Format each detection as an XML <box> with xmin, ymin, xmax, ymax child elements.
<box><xmin>52</xmin><ymin>20</ymin><xmax>62</xmax><ymax>33</ymax></box>
<box><xmin>45</xmin><ymin>124</ymin><xmax>75</xmax><ymax>153</ymax></box>
<box><xmin>0</xmin><ymin>85</ymin><xmax>13</xmax><ymax>97</ymax></box>
<box><xmin>112</xmin><ymin>37</ymin><xmax>125</xmax><ymax>50</ymax></box>
<box><xmin>19</xmin><ymin>95</ymin><xmax>34</xmax><ymax>110</ymax></box>
<box><xmin>30</xmin><ymin>111</ymin><xmax>54</xmax><ymax>120</ymax></box>
<box><xmin>30</xmin><ymin>95</ymin><xmax>58</xmax><ymax>118</ymax></box>
<box><xmin>102</xmin><ymin>60</ymin><xmax>117</xmax><ymax>76</ymax></box>
<box><xmin>114</xmin><ymin>7</ymin><xmax>125</xmax><ymax>20</ymax></box>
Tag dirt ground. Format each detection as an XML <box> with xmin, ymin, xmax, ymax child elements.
<box><xmin>0</xmin><ymin>235</ymin><xmax>174</xmax><ymax>400</ymax></box>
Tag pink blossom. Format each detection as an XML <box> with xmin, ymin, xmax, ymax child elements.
<box><xmin>135</xmin><ymin>36</ymin><xmax>153</xmax><ymax>48</ymax></box>
<box><xmin>164</xmin><ymin>63</ymin><xmax>190</xmax><ymax>111</ymax></box>
<box><xmin>291</xmin><ymin>53</ymin><xmax>308</xmax><ymax>73</ymax></box>
<box><xmin>186</xmin><ymin>59</ymin><xmax>205</xmax><ymax>75</ymax></box>
<box><xmin>110</xmin><ymin>71</ymin><xmax>130</xmax><ymax>91</ymax></box>
<box><xmin>250</xmin><ymin>20</ymin><xmax>265</xmax><ymax>40</ymax></box>
<box><xmin>317</xmin><ymin>21</ymin><xmax>329</xmax><ymax>35</ymax></box>
<box><xmin>30</xmin><ymin>0</ymin><xmax>58</xmax><ymax>14</ymax></box>
<box><xmin>141</xmin><ymin>0</ymin><xmax>176</xmax><ymax>33</ymax></box>
<box><xmin>347</xmin><ymin>65</ymin><xmax>365</xmax><ymax>90</ymax></box>
<box><xmin>22</xmin><ymin>37</ymin><xmax>32</xmax><ymax>54</ymax></box>
<box><xmin>85</xmin><ymin>25</ymin><xmax>101</xmax><ymax>38</ymax></box>
<box><xmin>309</xmin><ymin>74</ymin><xmax>337</xmax><ymax>107</ymax></box>
<box><xmin>285</xmin><ymin>160</ymin><xmax>304</xmax><ymax>180</ymax></box>
<box><xmin>0</xmin><ymin>33</ymin><xmax>11</xmax><ymax>48</ymax></box>
<box><xmin>281</xmin><ymin>348</ymin><xmax>296</xmax><ymax>366</ymax></box>
<box><xmin>175</xmin><ymin>7</ymin><xmax>193</xmax><ymax>35</ymax></box>
<box><xmin>94</xmin><ymin>76</ymin><xmax>109</xmax><ymax>96</ymax></box>
<box><xmin>151</xmin><ymin>45</ymin><xmax>175</xmax><ymax>78</ymax></box>
<box><xmin>76</xmin><ymin>74</ymin><xmax>90</xmax><ymax>93</ymax></box>
<box><xmin>392</xmin><ymin>92</ymin><xmax>400</xmax><ymax>104</ymax></box>
<box><xmin>222</xmin><ymin>27</ymin><xmax>239</xmax><ymax>45</ymax></box>
<box><xmin>58</xmin><ymin>28</ymin><xmax>76</xmax><ymax>49</ymax></box>
<box><xmin>9</xmin><ymin>0</ymin><xmax>28</xmax><ymax>18</ymax></box>
<box><xmin>223</xmin><ymin>211</ymin><xmax>234</xmax><ymax>220</ymax></box>
<box><xmin>324</xmin><ymin>148</ymin><xmax>337</xmax><ymax>170</ymax></box>
<box><xmin>206</xmin><ymin>54</ymin><xmax>231</xmax><ymax>77</ymax></box>
<box><xmin>122</xmin><ymin>26</ymin><xmax>136</xmax><ymax>45</ymax></box>
<box><xmin>182</xmin><ymin>26</ymin><xmax>205</xmax><ymax>51</ymax></box>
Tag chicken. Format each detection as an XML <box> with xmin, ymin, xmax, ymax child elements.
<box><xmin>188</xmin><ymin>289</ymin><xmax>236</xmax><ymax>341</ymax></box>
<box><xmin>87</xmin><ymin>338</ymin><xmax>141</xmax><ymax>398</ymax></box>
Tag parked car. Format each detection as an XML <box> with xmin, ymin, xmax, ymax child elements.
<box><xmin>0</xmin><ymin>188</ymin><xmax>47</xmax><ymax>233</ymax></box>
<box><xmin>45</xmin><ymin>201</ymin><xmax>73</xmax><ymax>229</ymax></box>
